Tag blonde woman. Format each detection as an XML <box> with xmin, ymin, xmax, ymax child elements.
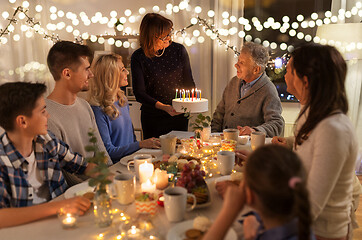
<box><xmin>89</xmin><ymin>53</ymin><xmax>160</xmax><ymax>164</ymax></box>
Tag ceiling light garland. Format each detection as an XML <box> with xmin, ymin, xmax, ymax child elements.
<box><xmin>175</xmin><ymin>16</ymin><xmax>240</xmax><ymax>56</ymax></box>
<box><xmin>1</xmin><ymin>1</ymin><xmax>360</xmax><ymax>83</ymax></box>
<box><xmin>1</xmin><ymin>1</ymin><xmax>361</xmax><ymax>52</ymax></box>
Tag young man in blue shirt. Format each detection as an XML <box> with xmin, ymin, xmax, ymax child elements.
<box><xmin>0</xmin><ymin>82</ymin><xmax>94</xmax><ymax>228</ymax></box>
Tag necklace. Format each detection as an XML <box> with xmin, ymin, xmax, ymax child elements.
<box><xmin>155</xmin><ymin>48</ymin><xmax>165</xmax><ymax>57</ymax></box>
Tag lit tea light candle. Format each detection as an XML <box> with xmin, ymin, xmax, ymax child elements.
<box><xmin>154</xmin><ymin>169</ymin><xmax>169</xmax><ymax>190</ymax></box>
<box><xmin>127</xmin><ymin>226</ymin><xmax>141</xmax><ymax>239</ymax></box>
<box><xmin>139</xmin><ymin>161</ymin><xmax>154</xmax><ymax>183</ymax></box>
<box><xmin>63</xmin><ymin>214</ymin><xmax>76</xmax><ymax>226</ymax></box>
<box><xmin>141</xmin><ymin>179</ymin><xmax>156</xmax><ymax>192</ymax></box>
<box><xmin>58</xmin><ymin>206</ymin><xmax>78</xmax><ymax>229</ymax></box>
<box><xmin>60</xmin><ymin>213</ymin><xmax>77</xmax><ymax>228</ymax></box>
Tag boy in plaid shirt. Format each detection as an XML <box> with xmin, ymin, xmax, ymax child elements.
<box><xmin>0</xmin><ymin>82</ymin><xmax>95</xmax><ymax>228</ymax></box>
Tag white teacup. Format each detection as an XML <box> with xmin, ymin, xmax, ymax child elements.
<box><xmin>160</xmin><ymin>134</ymin><xmax>177</xmax><ymax>155</ymax></box>
<box><xmin>113</xmin><ymin>173</ymin><xmax>136</xmax><ymax>205</ymax></box>
<box><xmin>127</xmin><ymin>154</ymin><xmax>153</xmax><ymax>179</ymax></box>
<box><xmin>223</xmin><ymin>128</ymin><xmax>239</xmax><ymax>141</ymax></box>
<box><xmin>251</xmin><ymin>132</ymin><xmax>266</xmax><ymax>150</ymax></box>
<box><xmin>217</xmin><ymin>151</ymin><xmax>235</xmax><ymax>175</ymax></box>
<box><xmin>164</xmin><ymin>187</ymin><xmax>197</xmax><ymax>222</ymax></box>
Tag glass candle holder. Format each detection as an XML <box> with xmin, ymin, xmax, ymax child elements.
<box><xmin>57</xmin><ymin>205</ymin><xmax>78</xmax><ymax>229</ymax></box>
<box><xmin>209</xmin><ymin>134</ymin><xmax>221</xmax><ymax>146</ymax></box>
<box><xmin>181</xmin><ymin>138</ymin><xmax>197</xmax><ymax>154</ymax></box>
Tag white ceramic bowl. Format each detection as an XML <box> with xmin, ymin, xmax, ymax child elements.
<box><xmin>238</xmin><ymin>136</ymin><xmax>249</xmax><ymax>145</ymax></box>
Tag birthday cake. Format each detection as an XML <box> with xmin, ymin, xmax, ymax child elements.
<box><xmin>173</xmin><ymin>98</ymin><xmax>208</xmax><ymax>113</ymax></box>
<box><xmin>172</xmin><ymin>89</ymin><xmax>208</xmax><ymax>113</ymax></box>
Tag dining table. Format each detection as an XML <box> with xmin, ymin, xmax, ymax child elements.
<box><xmin>0</xmin><ymin>131</ymin><xmax>269</xmax><ymax>240</ymax></box>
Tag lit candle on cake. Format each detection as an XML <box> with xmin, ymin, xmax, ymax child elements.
<box><xmin>139</xmin><ymin>162</ymin><xmax>154</xmax><ymax>183</ymax></box>
<box><xmin>141</xmin><ymin>179</ymin><xmax>156</xmax><ymax>192</ymax></box>
<box><xmin>199</xmin><ymin>90</ymin><xmax>202</xmax><ymax>100</ymax></box>
<box><xmin>192</xmin><ymin>89</ymin><xmax>194</xmax><ymax>101</ymax></box>
<box><xmin>182</xmin><ymin>89</ymin><xmax>185</xmax><ymax>101</ymax></box>
<box><xmin>175</xmin><ymin>89</ymin><xmax>178</xmax><ymax>99</ymax></box>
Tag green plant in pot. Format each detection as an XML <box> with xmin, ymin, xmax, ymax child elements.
<box><xmin>85</xmin><ymin>129</ymin><xmax>112</xmax><ymax>228</ymax></box>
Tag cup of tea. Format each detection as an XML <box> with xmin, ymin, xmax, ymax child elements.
<box><xmin>223</xmin><ymin>128</ymin><xmax>239</xmax><ymax>141</ymax></box>
<box><xmin>251</xmin><ymin>131</ymin><xmax>266</xmax><ymax>150</ymax></box>
<box><xmin>113</xmin><ymin>173</ymin><xmax>136</xmax><ymax>205</ymax></box>
<box><xmin>217</xmin><ymin>151</ymin><xmax>235</xmax><ymax>175</ymax></box>
<box><xmin>160</xmin><ymin>134</ymin><xmax>177</xmax><ymax>155</ymax></box>
<box><xmin>164</xmin><ymin>187</ymin><xmax>197</xmax><ymax>222</ymax></box>
<box><xmin>127</xmin><ymin>154</ymin><xmax>153</xmax><ymax>179</ymax></box>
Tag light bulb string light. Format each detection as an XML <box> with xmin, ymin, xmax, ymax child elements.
<box><xmin>174</xmin><ymin>16</ymin><xmax>241</xmax><ymax>56</ymax></box>
<box><xmin>0</xmin><ymin>6</ymin><xmax>80</xmax><ymax>44</ymax></box>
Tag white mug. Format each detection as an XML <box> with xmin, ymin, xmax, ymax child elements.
<box><xmin>217</xmin><ymin>151</ymin><xmax>235</xmax><ymax>175</ymax></box>
<box><xmin>113</xmin><ymin>173</ymin><xmax>136</xmax><ymax>205</ymax></box>
<box><xmin>159</xmin><ymin>134</ymin><xmax>177</xmax><ymax>155</ymax></box>
<box><xmin>164</xmin><ymin>187</ymin><xmax>197</xmax><ymax>222</ymax></box>
<box><xmin>223</xmin><ymin>128</ymin><xmax>239</xmax><ymax>141</ymax></box>
<box><xmin>127</xmin><ymin>154</ymin><xmax>152</xmax><ymax>179</ymax></box>
<box><xmin>251</xmin><ymin>132</ymin><xmax>266</xmax><ymax>151</ymax></box>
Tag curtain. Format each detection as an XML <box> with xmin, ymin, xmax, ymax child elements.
<box><xmin>331</xmin><ymin>0</ymin><xmax>362</xmax><ymax>148</ymax></box>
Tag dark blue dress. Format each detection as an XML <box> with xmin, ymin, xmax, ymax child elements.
<box><xmin>131</xmin><ymin>42</ymin><xmax>196</xmax><ymax>138</ymax></box>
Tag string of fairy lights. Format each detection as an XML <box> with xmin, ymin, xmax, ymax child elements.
<box><xmin>0</xmin><ymin>0</ymin><xmax>361</xmax><ymax>80</ymax></box>
<box><xmin>1</xmin><ymin>1</ymin><xmax>361</xmax><ymax>51</ymax></box>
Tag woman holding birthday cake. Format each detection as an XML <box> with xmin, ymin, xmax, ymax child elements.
<box><xmin>131</xmin><ymin>13</ymin><xmax>196</xmax><ymax>138</ymax></box>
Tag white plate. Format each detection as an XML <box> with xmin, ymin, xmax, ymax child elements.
<box><xmin>214</xmin><ymin>175</ymin><xmax>231</xmax><ymax>184</ymax></box>
<box><xmin>167</xmin><ymin>220</ymin><xmax>237</xmax><ymax>240</ymax></box>
<box><xmin>191</xmin><ymin>184</ymin><xmax>212</xmax><ymax>209</ymax></box>
<box><xmin>119</xmin><ymin>150</ymin><xmax>163</xmax><ymax>166</ymax></box>
<box><xmin>64</xmin><ymin>181</ymin><xmax>95</xmax><ymax>199</ymax></box>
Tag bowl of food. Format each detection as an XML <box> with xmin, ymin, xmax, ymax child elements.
<box><xmin>135</xmin><ymin>192</ymin><xmax>158</xmax><ymax>215</ymax></box>
<box><xmin>238</xmin><ymin>136</ymin><xmax>249</xmax><ymax>145</ymax></box>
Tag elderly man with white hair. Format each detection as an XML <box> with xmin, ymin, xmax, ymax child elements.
<box><xmin>211</xmin><ymin>42</ymin><xmax>284</xmax><ymax>137</ymax></box>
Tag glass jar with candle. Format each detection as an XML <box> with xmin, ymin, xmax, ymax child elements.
<box><xmin>154</xmin><ymin>169</ymin><xmax>169</xmax><ymax>190</ymax></box>
<box><xmin>121</xmin><ymin>214</ymin><xmax>161</xmax><ymax>240</ymax></box>
<box><xmin>57</xmin><ymin>205</ymin><xmax>78</xmax><ymax>229</ymax></box>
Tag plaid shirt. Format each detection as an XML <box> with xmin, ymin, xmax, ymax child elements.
<box><xmin>0</xmin><ymin>131</ymin><xmax>87</xmax><ymax>208</ymax></box>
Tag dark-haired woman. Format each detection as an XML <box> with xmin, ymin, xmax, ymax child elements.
<box><xmin>204</xmin><ymin>145</ymin><xmax>315</xmax><ymax>240</ymax></box>
<box><xmin>272</xmin><ymin>43</ymin><xmax>359</xmax><ymax>240</ymax></box>
<box><xmin>131</xmin><ymin>13</ymin><xmax>196</xmax><ymax>139</ymax></box>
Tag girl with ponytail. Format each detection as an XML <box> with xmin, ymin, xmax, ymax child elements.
<box><xmin>204</xmin><ymin>145</ymin><xmax>315</xmax><ymax>240</ymax></box>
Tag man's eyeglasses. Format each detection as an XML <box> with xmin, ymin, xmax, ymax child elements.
<box><xmin>158</xmin><ymin>28</ymin><xmax>174</xmax><ymax>41</ymax></box>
